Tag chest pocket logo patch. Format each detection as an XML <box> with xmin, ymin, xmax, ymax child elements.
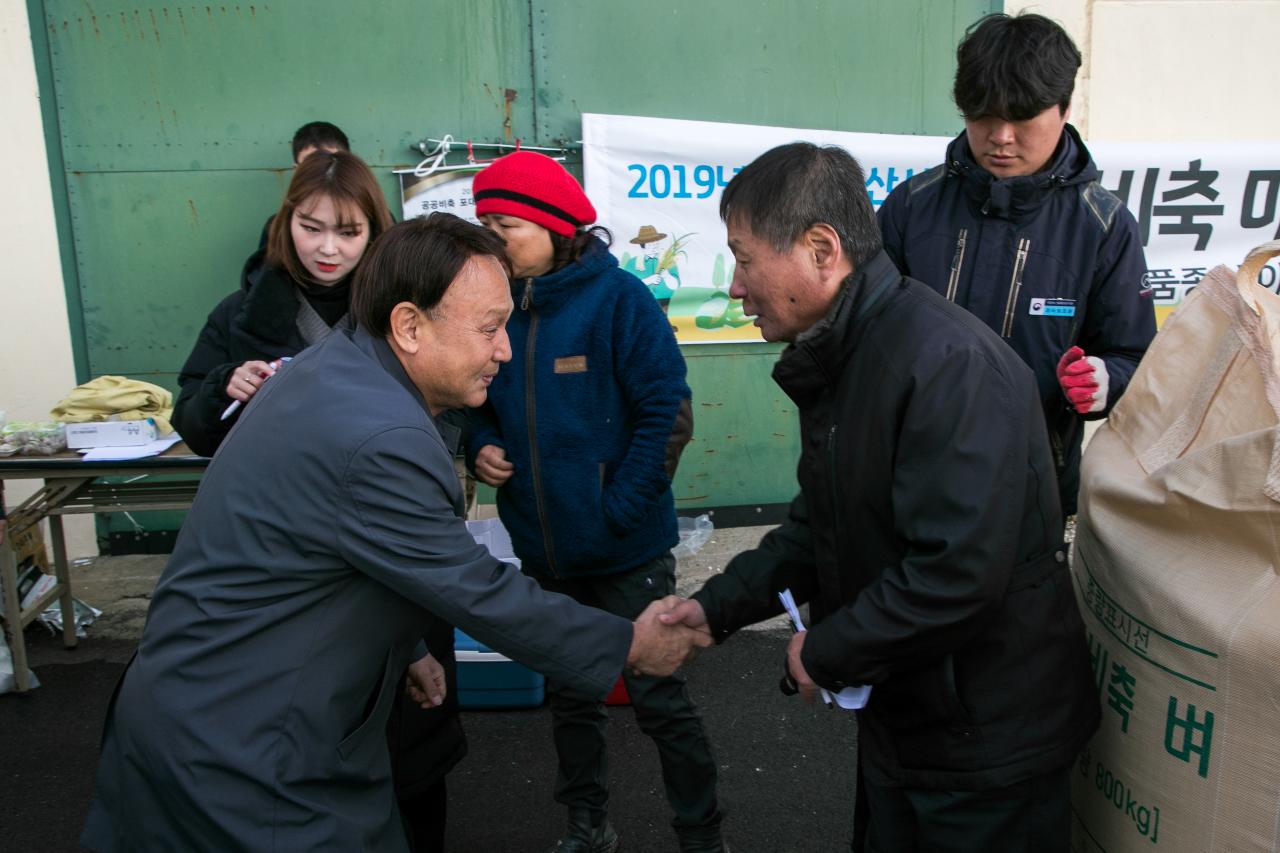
<box><xmin>554</xmin><ymin>355</ymin><xmax>588</xmax><ymax>374</ymax></box>
<box><xmin>1028</xmin><ymin>298</ymin><xmax>1076</xmax><ymax>317</ymax></box>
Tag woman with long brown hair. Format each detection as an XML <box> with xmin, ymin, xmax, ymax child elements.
<box><xmin>172</xmin><ymin>150</ymin><xmax>393</xmax><ymax>456</ymax></box>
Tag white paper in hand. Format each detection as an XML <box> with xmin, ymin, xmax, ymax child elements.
<box><xmin>465</xmin><ymin>517</ymin><xmax>521</xmax><ymax>570</ymax></box>
<box><xmin>778</xmin><ymin>589</ymin><xmax>871</xmax><ymax>711</ymax></box>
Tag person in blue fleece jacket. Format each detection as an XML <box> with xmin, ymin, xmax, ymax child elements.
<box><xmin>467</xmin><ymin>152</ymin><xmax>722</xmax><ymax>853</ymax></box>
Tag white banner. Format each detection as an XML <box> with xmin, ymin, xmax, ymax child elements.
<box><xmin>583</xmin><ymin>113</ymin><xmax>1280</xmax><ymax>343</ymax></box>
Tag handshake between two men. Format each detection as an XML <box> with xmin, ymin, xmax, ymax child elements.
<box><xmin>405</xmin><ymin>596</ymin><xmax>721</xmax><ymax>710</ymax></box>
<box><xmin>626</xmin><ymin>595</ymin><xmax>821</xmax><ymax>704</ymax></box>
<box><xmin>626</xmin><ymin>595</ymin><xmax>713</xmax><ymax>677</ymax></box>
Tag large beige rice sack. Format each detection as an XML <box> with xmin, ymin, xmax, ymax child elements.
<box><xmin>1070</xmin><ymin>241</ymin><xmax>1280</xmax><ymax>852</ymax></box>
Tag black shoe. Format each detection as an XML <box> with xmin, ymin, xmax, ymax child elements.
<box><xmin>545</xmin><ymin>808</ymin><xmax>620</xmax><ymax>853</ymax></box>
<box><xmin>677</xmin><ymin>827</ymin><xmax>727</xmax><ymax>853</ymax></box>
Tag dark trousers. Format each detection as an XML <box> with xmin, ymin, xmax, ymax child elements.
<box><xmin>399</xmin><ymin>779</ymin><xmax>447</xmax><ymax>853</ymax></box>
<box><xmin>537</xmin><ymin>553</ymin><xmax>722</xmax><ymax>834</ymax></box>
<box><xmin>856</xmin><ymin>764</ymin><xmax>1072</xmax><ymax>853</ymax></box>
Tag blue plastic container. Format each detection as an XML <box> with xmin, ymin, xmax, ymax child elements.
<box><xmin>454</xmin><ymin>629</ymin><xmax>546</xmax><ymax>709</ymax></box>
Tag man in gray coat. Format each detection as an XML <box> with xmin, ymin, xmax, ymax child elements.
<box><xmin>82</xmin><ymin>214</ymin><xmax>707</xmax><ymax>852</ymax></box>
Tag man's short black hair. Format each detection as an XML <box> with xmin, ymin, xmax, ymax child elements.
<box><xmin>291</xmin><ymin>121</ymin><xmax>350</xmax><ymax>162</ymax></box>
<box><xmin>953</xmin><ymin>13</ymin><xmax>1081</xmax><ymax>121</ymax></box>
<box><xmin>719</xmin><ymin>142</ymin><xmax>881</xmax><ymax>269</ymax></box>
<box><xmin>351</xmin><ymin>213</ymin><xmax>510</xmax><ymax>338</ymax></box>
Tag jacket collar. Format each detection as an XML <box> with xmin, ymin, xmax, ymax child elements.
<box><xmin>238</xmin><ymin>249</ymin><xmax>304</xmax><ymax>345</ymax></box>
<box><xmin>516</xmin><ymin>236</ymin><xmax>617</xmax><ymax>312</ymax></box>
<box><xmin>772</xmin><ymin>250</ymin><xmax>900</xmax><ymax>405</ymax></box>
<box><xmin>352</xmin><ymin>326</ymin><xmax>462</xmax><ymax>454</ymax></box>
<box><xmin>945</xmin><ymin>123</ymin><xmax>1098</xmax><ymax>221</ymax></box>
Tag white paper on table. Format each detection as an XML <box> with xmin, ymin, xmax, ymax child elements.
<box><xmin>79</xmin><ymin>435</ymin><xmax>182</xmax><ymax>461</ymax></box>
<box><xmin>778</xmin><ymin>589</ymin><xmax>872</xmax><ymax>710</ymax></box>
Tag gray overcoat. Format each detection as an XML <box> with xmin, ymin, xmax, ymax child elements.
<box><xmin>82</xmin><ymin>326</ymin><xmax>632</xmax><ymax>851</ymax></box>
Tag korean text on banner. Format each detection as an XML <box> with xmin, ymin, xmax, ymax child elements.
<box><xmin>583</xmin><ymin>113</ymin><xmax>1280</xmax><ymax>342</ymax></box>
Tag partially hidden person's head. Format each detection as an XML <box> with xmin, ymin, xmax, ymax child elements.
<box><xmin>954</xmin><ymin>12</ymin><xmax>1080</xmax><ymax>178</ymax></box>
<box><xmin>351</xmin><ymin>213</ymin><xmax>514</xmax><ymax>415</ymax></box>
<box><xmin>291</xmin><ymin>121</ymin><xmax>350</xmax><ymax>165</ymax></box>
<box><xmin>266</xmin><ymin>150</ymin><xmax>394</xmax><ymax>288</ymax></box>
<box><xmin>472</xmin><ymin>151</ymin><xmax>606</xmax><ymax>280</ymax></box>
<box><xmin>720</xmin><ymin>142</ymin><xmax>880</xmax><ymax>343</ymax></box>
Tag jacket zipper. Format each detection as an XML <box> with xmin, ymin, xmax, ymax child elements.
<box><xmin>944</xmin><ymin>228</ymin><xmax>968</xmax><ymax>302</ymax></box>
<box><xmin>826</xmin><ymin>423</ymin><xmax>842</xmax><ymax>529</ymax></box>
<box><xmin>1000</xmin><ymin>238</ymin><xmax>1031</xmax><ymax>338</ymax></box>
<box><xmin>523</xmin><ymin>278</ymin><xmax>559</xmax><ymax>577</ymax></box>
<box><xmin>820</xmin><ymin>422</ymin><xmax>841</xmax><ymax>613</ymax></box>
<box><xmin>1050</xmin><ymin>430</ymin><xmax>1066</xmax><ymax>472</ymax></box>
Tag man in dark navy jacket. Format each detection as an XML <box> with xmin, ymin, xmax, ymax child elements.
<box><xmin>661</xmin><ymin>143</ymin><xmax>1099</xmax><ymax>852</ymax></box>
<box><xmin>878</xmin><ymin>12</ymin><xmax>1156</xmax><ymax>516</ymax></box>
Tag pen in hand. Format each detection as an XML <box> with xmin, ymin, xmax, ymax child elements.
<box><xmin>778</xmin><ymin>589</ymin><xmax>833</xmax><ymax>707</ymax></box>
<box><xmin>220</xmin><ymin>357</ymin><xmax>291</xmax><ymax>421</ymax></box>
<box><xmin>219</xmin><ymin>399</ymin><xmax>244</xmax><ymax>421</ymax></box>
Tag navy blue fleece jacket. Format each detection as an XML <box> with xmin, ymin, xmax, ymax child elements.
<box><xmin>467</xmin><ymin>238</ymin><xmax>690</xmax><ymax>578</ymax></box>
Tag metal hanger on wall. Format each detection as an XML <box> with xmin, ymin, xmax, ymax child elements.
<box><xmin>395</xmin><ymin>135</ymin><xmax>578</xmax><ymax>178</ymax></box>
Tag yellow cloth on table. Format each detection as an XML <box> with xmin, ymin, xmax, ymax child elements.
<box><xmin>50</xmin><ymin>376</ymin><xmax>174</xmax><ymax>434</ymax></box>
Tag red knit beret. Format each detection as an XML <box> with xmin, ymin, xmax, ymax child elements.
<box><xmin>472</xmin><ymin>151</ymin><xmax>597</xmax><ymax>237</ymax></box>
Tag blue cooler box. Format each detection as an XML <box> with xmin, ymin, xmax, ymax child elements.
<box><xmin>454</xmin><ymin>629</ymin><xmax>546</xmax><ymax>709</ymax></box>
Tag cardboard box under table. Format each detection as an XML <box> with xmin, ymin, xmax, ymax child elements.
<box><xmin>454</xmin><ymin>629</ymin><xmax>545</xmax><ymax>709</ymax></box>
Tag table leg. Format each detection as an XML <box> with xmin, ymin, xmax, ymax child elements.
<box><xmin>48</xmin><ymin>516</ymin><xmax>78</xmax><ymax>650</ymax></box>
<box><xmin>1</xmin><ymin>539</ymin><xmax>29</xmax><ymax>692</ymax></box>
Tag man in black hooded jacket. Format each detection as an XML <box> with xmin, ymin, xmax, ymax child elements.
<box><xmin>878</xmin><ymin>12</ymin><xmax>1156</xmax><ymax>516</ymax></box>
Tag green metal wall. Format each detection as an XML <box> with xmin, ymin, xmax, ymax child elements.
<box><xmin>30</xmin><ymin>0</ymin><xmax>997</xmax><ymax>520</ymax></box>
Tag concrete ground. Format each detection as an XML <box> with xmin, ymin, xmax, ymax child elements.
<box><xmin>3</xmin><ymin>523</ymin><xmax>863</xmax><ymax>852</ymax></box>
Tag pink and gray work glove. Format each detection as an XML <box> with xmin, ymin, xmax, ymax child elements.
<box><xmin>1056</xmin><ymin>346</ymin><xmax>1109</xmax><ymax>414</ymax></box>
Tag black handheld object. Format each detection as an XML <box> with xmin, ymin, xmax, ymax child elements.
<box><xmin>779</xmin><ymin>664</ymin><xmax>798</xmax><ymax>696</ymax></box>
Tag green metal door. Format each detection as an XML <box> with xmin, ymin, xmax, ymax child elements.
<box><xmin>28</xmin><ymin>0</ymin><xmax>997</xmax><ymax>541</ymax></box>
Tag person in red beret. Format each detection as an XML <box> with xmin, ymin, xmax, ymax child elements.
<box><xmin>467</xmin><ymin>152</ymin><xmax>724</xmax><ymax>853</ymax></box>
